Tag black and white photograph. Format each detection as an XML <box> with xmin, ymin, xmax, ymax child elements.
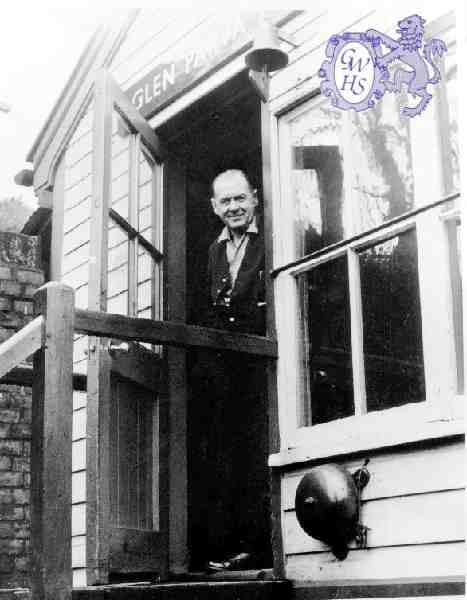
<box><xmin>0</xmin><ymin>4</ymin><xmax>465</xmax><ymax>599</ymax></box>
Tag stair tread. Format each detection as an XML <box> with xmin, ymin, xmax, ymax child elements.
<box><xmin>73</xmin><ymin>579</ymin><xmax>291</xmax><ymax>599</ymax></box>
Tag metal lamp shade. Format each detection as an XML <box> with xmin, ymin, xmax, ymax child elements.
<box><xmin>245</xmin><ymin>22</ymin><xmax>289</xmax><ymax>72</ymax></box>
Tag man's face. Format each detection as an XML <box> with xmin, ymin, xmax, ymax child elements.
<box><xmin>211</xmin><ymin>173</ymin><xmax>258</xmax><ymax>232</ymax></box>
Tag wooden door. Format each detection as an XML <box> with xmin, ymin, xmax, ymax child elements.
<box><xmin>107</xmin><ymin>346</ymin><xmax>164</xmax><ymax>577</ymax></box>
<box><xmin>86</xmin><ymin>70</ymin><xmax>168</xmax><ymax>583</ymax></box>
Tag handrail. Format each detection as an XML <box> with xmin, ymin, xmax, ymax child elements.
<box><xmin>0</xmin><ymin>364</ymin><xmax>86</xmax><ymax>390</ymax></box>
<box><xmin>0</xmin><ymin>316</ymin><xmax>43</xmax><ymax>380</ymax></box>
<box><xmin>0</xmin><ymin>283</ymin><xmax>75</xmax><ymax>600</ymax></box>
<box><xmin>75</xmin><ymin>308</ymin><xmax>278</xmax><ymax>358</ymax></box>
<box><xmin>0</xmin><ymin>283</ymin><xmax>277</xmax><ymax>600</ymax></box>
<box><xmin>31</xmin><ymin>283</ymin><xmax>75</xmax><ymax>600</ymax></box>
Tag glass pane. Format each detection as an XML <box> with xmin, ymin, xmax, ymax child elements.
<box><xmin>289</xmin><ymin>103</ymin><xmax>347</xmax><ymax>256</ymax></box>
<box><xmin>137</xmin><ymin>307</ymin><xmax>152</xmax><ymax>319</ymax></box>
<box><xmin>139</xmin><ymin>149</ymin><xmax>153</xmax><ymax>185</ymax></box>
<box><xmin>111</xmin><ymin>173</ymin><xmax>129</xmax><ymax>207</ymax></box>
<box><xmin>108</xmin><ymin>222</ymin><xmax>128</xmax><ymax>248</ymax></box>
<box><xmin>139</xmin><ymin>181</ymin><xmax>152</xmax><ymax>210</ymax></box>
<box><xmin>111</xmin><ymin>194</ymin><xmax>129</xmax><ymax>221</ymax></box>
<box><xmin>107</xmin><ymin>292</ymin><xmax>128</xmax><ymax>316</ymax></box>
<box><xmin>108</xmin><ymin>263</ymin><xmax>129</xmax><ymax>298</ymax></box>
<box><xmin>139</xmin><ymin>206</ymin><xmax>152</xmax><ymax>234</ymax></box>
<box><xmin>137</xmin><ymin>280</ymin><xmax>152</xmax><ymax>312</ymax></box>
<box><xmin>107</xmin><ymin>218</ymin><xmax>130</xmax><ymax>313</ymax></box>
<box><xmin>108</xmin><ymin>240</ymin><xmax>128</xmax><ymax>271</ymax></box>
<box><xmin>138</xmin><ymin>149</ymin><xmax>154</xmax><ymax>245</ymax></box>
<box><xmin>351</xmin><ymin>93</ymin><xmax>414</xmax><ymax>230</ymax></box>
<box><xmin>111</xmin><ymin>112</ymin><xmax>130</xmax><ymax>220</ymax></box>
<box><xmin>359</xmin><ymin>230</ymin><xmax>425</xmax><ymax>411</ymax></box>
<box><xmin>444</xmin><ymin>47</ymin><xmax>459</xmax><ymax>193</ymax></box>
<box><xmin>138</xmin><ymin>248</ymin><xmax>153</xmax><ymax>284</ymax></box>
<box><xmin>286</xmin><ymin>95</ymin><xmax>417</xmax><ymax>259</ymax></box>
<box><xmin>300</xmin><ymin>256</ymin><xmax>354</xmax><ymax>425</ymax></box>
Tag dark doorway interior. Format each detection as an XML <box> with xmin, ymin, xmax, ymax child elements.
<box><xmin>158</xmin><ymin>72</ymin><xmax>271</xmax><ymax>571</ymax></box>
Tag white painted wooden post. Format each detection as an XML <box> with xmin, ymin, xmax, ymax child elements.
<box><xmin>31</xmin><ymin>282</ymin><xmax>75</xmax><ymax>600</ymax></box>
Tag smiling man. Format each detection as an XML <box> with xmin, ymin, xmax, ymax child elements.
<box><xmin>207</xmin><ymin>169</ymin><xmax>265</xmax><ymax>335</ymax></box>
<box><xmin>195</xmin><ymin>169</ymin><xmax>269</xmax><ymax>572</ymax></box>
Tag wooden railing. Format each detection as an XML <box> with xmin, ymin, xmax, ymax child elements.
<box><xmin>0</xmin><ymin>283</ymin><xmax>75</xmax><ymax>600</ymax></box>
<box><xmin>0</xmin><ymin>282</ymin><xmax>277</xmax><ymax>599</ymax></box>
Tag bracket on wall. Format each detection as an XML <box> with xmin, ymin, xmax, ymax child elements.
<box><xmin>248</xmin><ymin>66</ymin><xmax>270</xmax><ymax>103</ymax></box>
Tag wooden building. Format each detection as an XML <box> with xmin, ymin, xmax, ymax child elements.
<box><xmin>16</xmin><ymin>5</ymin><xmax>464</xmax><ymax>599</ymax></box>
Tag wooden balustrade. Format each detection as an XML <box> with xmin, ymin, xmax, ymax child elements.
<box><xmin>0</xmin><ymin>281</ymin><xmax>277</xmax><ymax>599</ymax></box>
<box><xmin>31</xmin><ymin>283</ymin><xmax>75</xmax><ymax>600</ymax></box>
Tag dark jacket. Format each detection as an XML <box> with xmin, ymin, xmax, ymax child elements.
<box><xmin>206</xmin><ymin>231</ymin><xmax>265</xmax><ymax>335</ymax></box>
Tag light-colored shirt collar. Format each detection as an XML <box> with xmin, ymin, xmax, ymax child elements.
<box><xmin>217</xmin><ymin>218</ymin><xmax>258</xmax><ymax>243</ymax></box>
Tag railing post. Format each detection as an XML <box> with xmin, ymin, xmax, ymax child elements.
<box><xmin>31</xmin><ymin>282</ymin><xmax>75</xmax><ymax>600</ymax></box>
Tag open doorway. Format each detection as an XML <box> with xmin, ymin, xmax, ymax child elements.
<box><xmin>158</xmin><ymin>72</ymin><xmax>271</xmax><ymax>572</ymax></box>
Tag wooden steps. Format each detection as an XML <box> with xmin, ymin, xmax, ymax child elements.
<box><xmin>73</xmin><ymin>580</ymin><xmax>291</xmax><ymax>600</ymax></box>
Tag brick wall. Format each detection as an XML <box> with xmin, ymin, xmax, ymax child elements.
<box><xmin>0</xmin><ymin>232</ymin><xmax>44</xmax><ymax>597</ymax></box>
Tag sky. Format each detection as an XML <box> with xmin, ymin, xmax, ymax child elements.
<box><xmin>0</xmin><ymin>6</ymin><xmax>117</xmax><ymax>209</ymax></box>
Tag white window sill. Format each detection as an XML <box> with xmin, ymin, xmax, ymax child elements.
<box><xmin>269</xmin><ymin>403</ymin><xmax>464</xmax><ymax>468</ymax></box>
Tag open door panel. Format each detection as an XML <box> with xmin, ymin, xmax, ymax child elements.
<box><xmin>86</xmin><ymin>70</ymin><xmax>169</xmax><ymax>584</ymax></box>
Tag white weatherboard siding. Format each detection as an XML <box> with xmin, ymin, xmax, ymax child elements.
<box><xmin>265</xmin><ymin>1</ymin><xmax>464</xmax><ymax>589</ymax></box>
<box><xmin>281</xmin><ymin>440</ymin><xmax>465</xmax><ymax>581</ymax></box>
<box><xmin>61</xmin><ymin>106</ymin><xmax>93</xmax><ymax>587</ymax></box>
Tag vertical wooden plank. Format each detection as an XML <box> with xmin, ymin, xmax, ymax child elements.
<box><xmin>128</xmin><ymin>132</ymin><xmax>138</xmax><ymax>317</ymax></box>
<box><xmin>164</xmin><ymin>156</ymin><xmax>188</xmax><ymax>574</ymax></box>
<box><xmin>31</xmin><ymin>282</ymin><xmax>75</xmax><ymax>600</ymax></box>
<box><xmin>347</xmin><ymin>248</ymin><xmax>366</xmax><ymax>416</ymax></box>
<box><xmin>86</xmin><ymin>69</ymin><xmax>113</xmax><ymax>585</ymax></box>
<box><xmin>260</xmin><ymin>101</ymin><xmax>285</xmax><ymax>577</ymax></box>
<box><xmin>86</xmin><ymin>346</ymin><xmax>112</xmax><ymax>584</ymax></box>
<box><xmin>50</xmin><ymin>158</ymin><xmax>66</xmax><ymax>281</ymax></box>
<box><xmin>446</xmin><ymin>219</ymin><xmax>464</xmax><ymax>393</ymax></box>
<box><xmin>89</xmin><ymin>70</ymin><xmax>112</xmax><ymax>313</ymax></box>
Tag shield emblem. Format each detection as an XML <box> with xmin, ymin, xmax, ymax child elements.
<box><xmin>319</xmin><ymin>32</ymin><xmax>387</xmax><ymax>112</ymax></box>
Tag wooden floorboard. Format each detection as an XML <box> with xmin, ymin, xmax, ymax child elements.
<box><xmin>73</xmin><ymin>580</ymin><xmax>291</xmax><ymax>600</ymax></box>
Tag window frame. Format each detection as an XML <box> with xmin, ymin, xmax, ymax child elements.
<box><xmin>269</xmin><ymin>19</ymin><xmax>463</xmax><ymax>460</ymax></box>
<box><xmin>107</xmin><ymin>122</ymin><xmax>164</xmax><ymax>322</ymax></box>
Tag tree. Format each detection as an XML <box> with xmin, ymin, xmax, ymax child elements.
<box><xmin>0</xmin><ymin>196</ymin><xmax>34</xmax><ymax>232</ymax></box>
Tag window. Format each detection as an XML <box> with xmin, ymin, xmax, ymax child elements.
<box><xmin>275</xmin><ymin>18</ymin><xmax>461</xmax><ymax>448</ymax></box>
<box><xmin>106</xmin><ymin>112</ymin><xmax>163</xmax><ymax>324</ymax></box>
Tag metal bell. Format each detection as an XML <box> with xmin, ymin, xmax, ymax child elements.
<box><xmin>245</xmin><ymin>21</ymin><xmax>289</xmax><ymax>72</ymax></box>
<box><xmin>295</xmin><ymin>464</ymin><xmax>359</xmax><ymax>560</ymax></box>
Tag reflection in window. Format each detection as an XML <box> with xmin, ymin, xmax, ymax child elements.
<box><xmin>301</xmin><ymin>256</ymin><xmax>354</xmax><ymax>425</ymax></box>
<box><xmin>359</xmin><ymin>231</ymin><xmax>425</xmax><ymax>411</ymax></box>
<box><xmin>352</xmin><ymin>94</ymin><xmax>414</xmax><ymax>230</ymax></box>
<box><xmin>290</xmin><ymin>104</ymin><xmax>346</xmax><ymax>256</ymax></box>
<box><xmin>289</xmin><ymin>98</ymin><xmax>416</xmax><ymax>260</ymax></box>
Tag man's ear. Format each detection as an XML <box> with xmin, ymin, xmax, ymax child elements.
<box><xmin>211</xmin><ymin>197</ymin><xmax>219</xmax><ymax>215</ymax></box>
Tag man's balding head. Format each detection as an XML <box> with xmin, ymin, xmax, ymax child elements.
<box><xmin>211</xmin><ymin>170</ymin><xmax>258</xmax><ymax>234</ymax></box>
<box><xmin>211</xmin><ymin>170</ymin><xmax>253</xmax><ymax>198</ymax></box>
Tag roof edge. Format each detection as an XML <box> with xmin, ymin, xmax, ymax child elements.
<box><xmin>26</xmin><ymin>26</ymin><xmax>103</xmax><ymax>163</ymax></box>
<box><xmin>27</xmin><ymin>10</ymin><xmax>140</xmax><ymax>164</ymax></box>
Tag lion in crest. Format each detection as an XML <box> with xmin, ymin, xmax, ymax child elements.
<box><xmin>366</xmin><ymin>15</ymin><xmax>447</xmax><ymax>117</ymax></box>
